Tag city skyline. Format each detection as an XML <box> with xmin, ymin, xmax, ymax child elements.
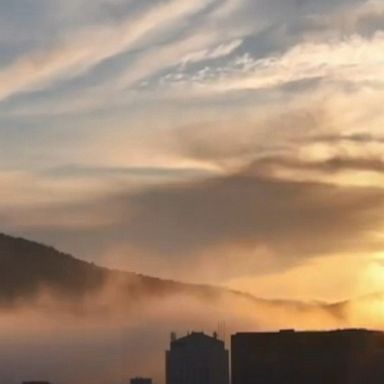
<box><xmin>18</xmin><ymin>328</ymin><xmax>384</xmax><ymax>384</ymax></box>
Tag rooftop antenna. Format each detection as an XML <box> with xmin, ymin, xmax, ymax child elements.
<box><xmin>217</xmin><ymin>321</ymin><xmax>227</xmax><ymax>344</ymax></box>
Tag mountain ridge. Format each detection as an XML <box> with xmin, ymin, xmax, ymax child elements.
<box><xmin>0</xmin><ymin>232</ymin><xmax>346</xmax><ymax>320</ymax></box>
<box><xmin>0</xmin><ymin>232</ymin><xmax>244</xmax><ymax>307</ymax></box>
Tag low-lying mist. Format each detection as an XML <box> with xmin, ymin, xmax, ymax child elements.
<box><xmin>1</xmin><ymin>276</ymin><xmax>383</xmax><ymax>384</ymax></box>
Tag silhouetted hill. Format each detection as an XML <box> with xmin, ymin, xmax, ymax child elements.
<box><xmin>0</xmin><ymin>233</ymin><xmax>233</xmax><ymax>307</ymax></box>
<box><xmin>0</xmin><ymin>233</ymin><xmax>106</xmax><ymax>304</ymax></box>
<box><xmin>0</xmin><ymin>233</ymin><xmax>345</xmax><ymax>320</ymax></box>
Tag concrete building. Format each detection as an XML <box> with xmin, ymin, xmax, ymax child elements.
<box><xmin>166</xmin><ymin>332</ymin><xmax>229</xmax><ymax>384</ymax></box>
<box><xmin>130</xmin><ymin>378</ymin><xmax>152</xmax><ymax>384</ymax></box>
<box><xmin>232</xmin><ymin>329</ymin><xmax>384</xmax><ymax>384</ymax></box>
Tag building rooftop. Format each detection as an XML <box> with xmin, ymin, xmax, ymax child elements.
<box><xmin>170</xmin><ymin>332</ymin><xmax>225</xmax><ymax>347</ymax></box>
<box><xmin>233</xmin><ymin>328</ymin><xmax>384</xmax><ymax>337</ymax></box>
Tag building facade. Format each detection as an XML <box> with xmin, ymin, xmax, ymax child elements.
<box><xmin>166</xmin><ymin>332</ymin><xmax>229</xmax><ymax>384</ymax></box>
<box><xmin>232</xmin><ymin>329</ymin><xmax>384</xmax><ymax>384</ymax></box>
<box><xmin>130</xmin><ymin>378</ymin><xmax>152</xmax><ymax>384</ymax></box>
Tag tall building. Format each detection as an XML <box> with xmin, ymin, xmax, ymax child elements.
<box><xmin>130</xmin><ymin>378</ymin><xmax>152</xmax><ymax>384</ymax></box>
<box><xmin>232</xmin><ymin>329</ymin><xmax>384</xmax><ymax>384</ymax></box>
<box><xmin>166</xmin><ymin>332</ymin><xmax>229</xmax><ymax>384</ymax></box>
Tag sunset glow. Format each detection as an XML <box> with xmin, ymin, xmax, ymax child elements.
<box><xmin>1</xmin><ymin>0</ymin><xmax>384</xmax><ymax>383</ymax></box>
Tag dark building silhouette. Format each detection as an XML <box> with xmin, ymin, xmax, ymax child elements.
<box><xmin>166</xmin><ymin>331</ymin><xmax>229</xmax><ymax>384</ymax></box>
<box><xmin>232</xmin><ymin>329</ymin><xmax>384</xmax><ymax>384</ymax></box>
<box><xmin>130</xmin><ymin>378</ymin><xmax>152</xmax><ymax>384</ymax></box>
<box><xmin>22</xmin><ymin>382</ymin><xmax>51</xmax><ymax>384</ymax></box>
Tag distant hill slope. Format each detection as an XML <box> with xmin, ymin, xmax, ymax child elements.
<box><xmin>0</xmin><ymin>233</ymin><xmax>233</xmax><ymax>307</ymax></box>
<box><xmin>0</xmin><ymin>233</ymin><xmax>105</xmax><ymax>303</ymax></box>
<box><xmin>0</xmin><ymin>233</ymin><xmax>345</xmax><ymax>321</ymax></box>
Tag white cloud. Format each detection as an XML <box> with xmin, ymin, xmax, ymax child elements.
<box><xmin>0</xmin><ymin>0</ymin><xmax>212</xmax><ymax>101</ymax></box>
<box><xmin>180</xmin><ymin>38</ymin><xmax>243</xmax><ymax>66</ymax></box>
<box><xmin>163</xmin><ymin>31</ymin><xmax>384</xmax><ymax>93</ymax></box>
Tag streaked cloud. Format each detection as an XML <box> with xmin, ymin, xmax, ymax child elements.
<box><xmin>0</xmin><ymin>0</ymin><xmax>213</xmax><ymax>101</ymax></box>
<box><xmin>161</xmin><ymin>32</ymin><xmax>384</xmax><ymax>94</ymax></box>
<box><xmin>3</xmin><ymin>156</ymin><xmax>384</xmax><ymax>286</ymax></box>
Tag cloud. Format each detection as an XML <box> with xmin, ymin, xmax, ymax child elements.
<box><xmin>269</xmin><ymin>156</ymin><xmax>384</xmax><ymax>175</ymax></box>
<box><xmin>14</xmin><ymin>19</ymin><xmax>383</xmax><ymax>117</ymax></box>
<box><xmin>0</xmin><ymin>0</ymin><xmax>253</xmax><ymax>116</ymax></box>
<box><xmin>2</xmin><ymin>0</ymin><xmax>383</xmax><ymax>119</ymax></box>
<box><xmin>118</xmin><ymin>165</ymin><xmax>384</xmax><ymax>268</ymax></box>
<box><xmin>5</xmin><ymin>158</ymin><xmax>383</xmax><ymax>285</ymax></box>
<box><xmin>0</xmin><ymin>0</ymin><xmax>213</xmax><ymax>101</ymax></box>
<box><xmin>115</xmin><ymin>32</ymin><xmax>246</xmax><ymax>91</ymax></box>
<box><xmin>161</xmin><ymin>31</ymin><xmax>384</xmax><ymax>94</ymax></box>
<box><xmin>1</xmin><ymin>0</ymin><xmax>384</xmax><ymax>306</ymax></box>
<box><xmin>180</xmin><ymin>38</ymin><xmax>243</xmax><ymax>66</ymax></box>
<box><xmin>2</xmin><ymin>91</ymin><xmax>384</xmax><ymax>284</ymax></box>
<box><xmin>246</xmin><ymin>155</ymin><xmax>384</xmax><ymax>189</ymax></box>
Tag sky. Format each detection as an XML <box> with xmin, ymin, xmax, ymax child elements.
<box><xmin>1</xmin><ymin>0</ymin><xmax>384</xmax><ymax>303</ymax></box>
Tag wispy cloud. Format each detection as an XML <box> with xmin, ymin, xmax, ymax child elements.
<box><xmin>161</xmin><ymin>32</ymin><xmax>384</xmax><ymax>93</ymax></box>
<box><xmin>180</xmin><ymin>38</ymin><xmax>243</xmax><ymax>66</ymax></box>
<box><xmin>0</xmin><ymin>0</ymin><xmax>213</xmax><ymax>101</ymax></box>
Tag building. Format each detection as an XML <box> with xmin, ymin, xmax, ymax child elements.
<box><xmin>232</xmin><ymin>329</ymin><xmax>384</xmax><ymax>384</ymax></box>
<box><xmin>22</xmin><ymin>382</ymin><xmax>51</xmax><ymax>384</ymax></box>
<box><xmin>130</xmin><ymin>378</ymin><xmax>152</xmax><ymax>384</ymax></box>
<box><xmin>166</xmin><ymin>332</ymin><xmax>229</xmax><ymax>384</ymax></box>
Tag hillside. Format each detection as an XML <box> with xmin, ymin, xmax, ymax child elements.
<box><xmin>0</xmin><ymin>233</ymin><xmax>234</xmax><ymax>307</ymax></box>
<box><xmin>0</xmin><ymin>233</ymin><xmax>346</xmax><ymax>322</ymax></box>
